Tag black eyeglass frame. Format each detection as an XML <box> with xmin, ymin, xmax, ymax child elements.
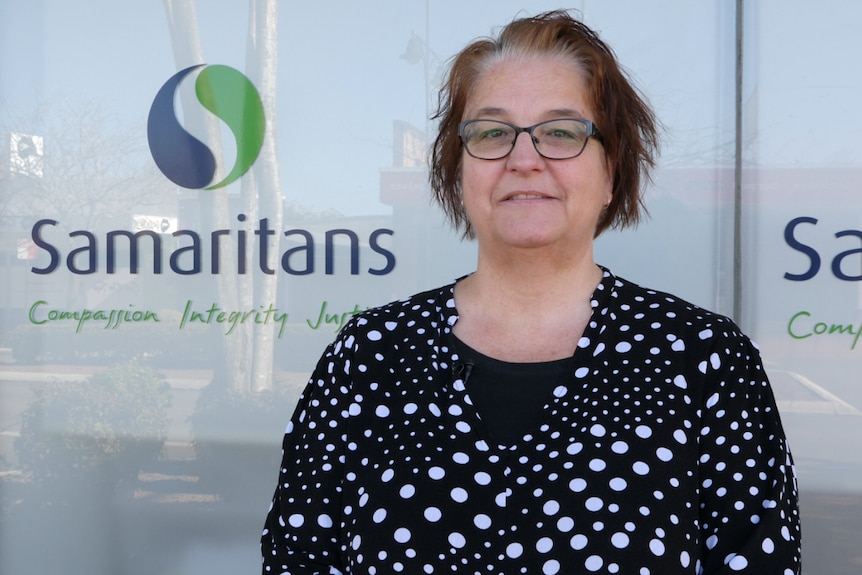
<box><xmin>458</xmin><ymin>118</ymin><xmax>604</xmax><ymax>161</ymax></box>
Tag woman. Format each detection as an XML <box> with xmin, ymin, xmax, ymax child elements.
<box><xmin>262</xmin><ymin>11</ymin><xmax>801</xmax><ymax>574</ymax></box>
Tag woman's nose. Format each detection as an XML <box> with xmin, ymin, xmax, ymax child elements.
<box><xmin>506</xmin><ymin>131</ymin><xmax>544</xmax><ymax>169</ymax></box>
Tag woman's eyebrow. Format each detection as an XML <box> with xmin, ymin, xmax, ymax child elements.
<box><xmin>470</xmin><ymin>107</ymin><xmax>507</xmax><ymax>118</ymax></box>
<box><xmin>469</xmin><ymin>107</ymin><xmax>587</xmax><ymax>119</ymax></box>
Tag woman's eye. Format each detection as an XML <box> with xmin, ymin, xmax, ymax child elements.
<box><xmin>478</xmin><ymin>129</ymin><xmax>507</xmax><ymax>140</ymax></box>
<box><xmin>546</xmin><ymin>129</ymin><xmax>577</xmax><ymax>140</ymax></box>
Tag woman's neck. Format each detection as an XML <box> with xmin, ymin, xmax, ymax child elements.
<box><xmin>452</xmin><ymin>249</ymin><xmax>602</xmax><ymax>362</ymax></box>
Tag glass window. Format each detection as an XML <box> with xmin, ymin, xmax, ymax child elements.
<box><xmin>0</xmin><ymin>2</ymin><xmax>856</xmax><ymax>573</ymax></box>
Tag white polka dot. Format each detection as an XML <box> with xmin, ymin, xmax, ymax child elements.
<box><xmin>557</xmin><ymin>516</ymin><xmax>575</xmax><ymax>532</ymax></box>
<box><xmin>680</xmin><ymin>550</ymin><xmax>691</xmax><ymax>568</ymax></box>
<box><xmin>649</xmin><ymin>539</ymin><xmax>665</xmax><ymax>556</ymax></box>
<box><xmin>585</xmin><ymin>497</ymin><xmax>604</xmax><ymax>512</ymax></box>
<box><xmin>585</xmin><ymin>555</ymin><xmax>603</xmax><ymax>571</ymax></box>
<box><xmin>473</xmin><ymin>514</ymin><xmax>492</xmax><ymax>530</ymax></box>
<box><xmin>448</xmin><ymin>532</ymin><xmax>466</xmax><ymax>548</ymax></box>
<box><xmin>727</xmin><ymin>554</ymin><xmax>749</xmax><ymax>570</ymax></box>
<box><xmin>394</xmin><ymin>527</ymin><xmax>411</xmax><ymax>543</ymax></box>
<box><xmin>611</xmin><ymin>532</ymin><xmax>630</xmax><ymax>549</ymax></box>
<box><xmin>706</xmin><ymin>535</ymin><xmax>718</xmax><ymax>549</ymax></box>
<box><xmin>656</xmin><ymin>447</ymin><xmax>673</xmax><ymax>462</ymax></box>
<box><xmin>710</xmin><ymin>352</ymin><xmax>721</xmax><ymax>369</ymax></box>
<box><xmin>452</xmin><ymin>452</ymin><xmax>469</xmax><ymax>464</ymax></box>
<box><xmin>536</xmin><ymin>537</ymin><xmax>553</xmax><ymax>553</ymax></box>
<box><xmin>543</xmin><ymin>500</ymin><xmax>561</xmax><ymax>515</ymax></box>
<box><xmin>450</xmin><ymin>487</ymin><xmax>468</xmax><ymax>503</ymax></box>
<box><xmin>428</xmin><ymin>466</ymin><xmax>445</xmax><ymax>480</ymax></box>
<box><xmin>474</xmin><ymin>471</ymin><xmax>491</xmax><ymax>485</ymax></box>
<box><xmin>570</xmin><ymin>534</ymin><xmax>588</xmax><ymax>550</ymax></box>
<box><xmin>424</xmin><ymin>507</ymin><xmax>442</xmax><ymax>522</ymax></box>
<box><xmin>706</xmin><ymin>392</ymin><xmax>720</xmax><ymax>409</ymax></box>
<box><xmin>611</xmin><ymin>441</ymin><xmax>629</xmax><ymax>454</ymax></box>
<box><xmin>495</xmin><ymin>491</ymin><xmax>507</xmax><ymax>507</ymax></box>
<box><xmin>506</xmin><ymin>542</ymin><xmax>523</xmax><ymax>558</ymax></box>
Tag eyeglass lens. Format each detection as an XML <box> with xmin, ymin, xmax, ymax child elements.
<box><xmin>461</xmin><ymin>119</ymin><xmax>591</xmax><ymax>160</ymax></box>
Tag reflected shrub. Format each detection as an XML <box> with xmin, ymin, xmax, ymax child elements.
<box><xmin>15</xmin><ymin>362</ymin><xmax>171</xmax><ymax>490</ymax></box>
<box><xmin>190</xmin><ymin>372</ymin><xmax>303</xmax><ymax>505</ymax></box>
<box><xmin>1</xmin><ymin>314</ymin><xmax>218</xmax><ymax>367</ymax></box>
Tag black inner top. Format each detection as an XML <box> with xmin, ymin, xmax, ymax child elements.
<box><xmin>452</xmin><ymin>336</ymin><xmax>576</xmax><ymax>445</ymax></box>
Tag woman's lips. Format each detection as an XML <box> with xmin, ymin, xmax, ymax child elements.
<box><xmin>503</xmin><ymin>192</ymin><xmax>554</xmax><ymax>201</ymax></box>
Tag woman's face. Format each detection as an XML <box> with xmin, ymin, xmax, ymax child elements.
<box><xmin>460</xmin><ymin>55</ymin><xmax>612</xmax><ymax>258</ymax></box>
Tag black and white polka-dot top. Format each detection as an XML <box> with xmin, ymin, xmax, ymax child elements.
<box><xmin>262</xmin><ymin>268</ymin><xmax>801</xmax><ymax>574</ymax></box>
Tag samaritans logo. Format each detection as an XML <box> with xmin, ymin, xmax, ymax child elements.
<box><xmin>147</xmin><ymin>64</ymin><xmax>265</xmax><ymax>189</ymax></box>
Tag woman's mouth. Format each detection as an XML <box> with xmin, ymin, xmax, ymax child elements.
<box><xmin>504</xmin><ymin>192</ymin><xmax>552</xmax><ymax>201</ymax></box>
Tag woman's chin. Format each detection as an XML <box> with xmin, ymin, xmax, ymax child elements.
<box><xmin>489</xmin><ymin>228</ymin><xmax>566</xmax><ymax>251</ymax></box>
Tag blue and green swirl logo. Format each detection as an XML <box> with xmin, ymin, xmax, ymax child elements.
<box><xmin>147</xmin><ymin>64</ymin><xmax>265</xmax><ymax>190</ymax></box>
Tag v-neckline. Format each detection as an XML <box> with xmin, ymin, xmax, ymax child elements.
<box><xmin>442</xmin><ymin>268</ymin><xmax>614</xmax><ymax>449</ymax></box>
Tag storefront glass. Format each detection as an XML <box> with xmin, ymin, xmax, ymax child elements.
<box><xmin>1</xmin><ymin>1</ymin><xmax>858</xmax><ymax>572</ymax></box>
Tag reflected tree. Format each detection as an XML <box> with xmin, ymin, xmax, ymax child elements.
<box><xmin>162</xmin><ymin>0</ymin><xmax>282</xmax><ymax>393</ymax></box>
<box><xmin>0</xmin><ymin>99</ymin><xmax>172</xmax><ymax>306</ymax></box>
<box><xmin>1</xmin><ymin>101</ymin><xmax>167</xmax><ymax>230</ymax></box>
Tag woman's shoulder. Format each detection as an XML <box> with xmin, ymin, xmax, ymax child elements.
<box><xmin>603</xmin><ymin>269</ymin><xmax>748</xmax><ymax>342</ymax></box>
<box><xmin>338</xmin><ymin>282</ymin><xmax>459</xmax><ymax>340</ymax></box>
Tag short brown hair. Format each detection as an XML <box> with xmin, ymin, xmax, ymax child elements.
<box><xmin>429</xmin><ymin>10</ymin><xmax>659</xmax><ymax>238</ymax></box>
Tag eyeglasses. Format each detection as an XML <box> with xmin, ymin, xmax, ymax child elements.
<box><xmin>458</xmin><ymin>118</ymin><xmax>603</xmax><ymax>161</ymax></box>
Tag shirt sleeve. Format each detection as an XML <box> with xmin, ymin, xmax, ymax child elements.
<box><xmin>261</xmin><ymin>332</ymin><xmax>354</xmax><ymax>575</ymax></box>
<box><xmin>696</xmin><ymin>328</ymin><xmax>801</xmax><ymax>574</ymax></box>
